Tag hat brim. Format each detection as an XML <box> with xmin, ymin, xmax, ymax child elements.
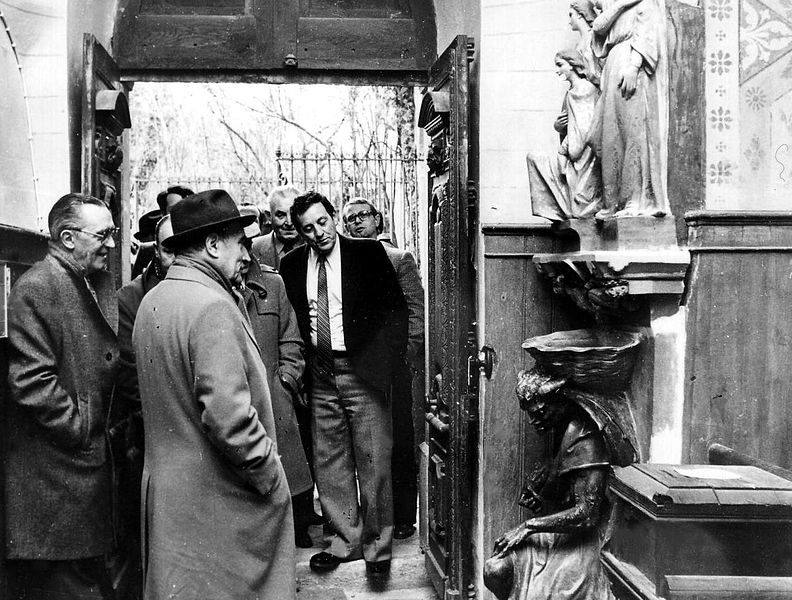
<box><xmin>133</xmin><ymin>231</ymin><xmax>155</xmax><ymax>242</ymax></box>
<box><xmin>162</xmin><ymin>214</ymin><xmax>256</xmax><ymax>247</ymax></box>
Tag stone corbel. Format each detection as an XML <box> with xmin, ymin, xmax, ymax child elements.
<box><xmin>532</xmin><ymin>249</ymin><xmax>692</xmax><ymax>463</ymax></box>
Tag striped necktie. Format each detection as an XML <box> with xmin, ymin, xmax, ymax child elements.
<box><xmin>315</xmin><ymin>255</ymin><xmax>333</xmax><ymax>376</ymax></box>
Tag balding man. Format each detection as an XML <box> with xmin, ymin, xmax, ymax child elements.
<box><xmin>5</xmin><ymin>193</ymin><xmax>120</xmax><ymax>599</ymax></box>
<box><xmin>251</xmin><ymin>184</ymin><xmax>303</xmax><ymax>269</ymax></box>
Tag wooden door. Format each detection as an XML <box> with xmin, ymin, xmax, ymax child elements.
<box><xmin>81</xmin><ymin>34</ymin><xmax>132</xmax><ymax>298</ymax></box>
<box><xmin>420</xmin><ymin>35</ymin><xmax>477</xmax><ymax>600</ymax></box>
<box><xmin>80</xmin><ymin>34</ymin><xmax>139</xmax><ymax>599</ymax></box>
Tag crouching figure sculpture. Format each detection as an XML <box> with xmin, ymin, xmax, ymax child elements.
<box><xmin>484</xmin><ymin>351</ymin><xmax>640</xmax><ymax>599</ymax></box>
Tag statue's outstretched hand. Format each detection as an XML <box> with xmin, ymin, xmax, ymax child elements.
<box><xmin>491</xmin><ymin>523</ymin><xmax>532</xmax><ymax>559</ymax></box>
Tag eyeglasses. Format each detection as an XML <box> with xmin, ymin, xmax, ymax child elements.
<box><xmin>70</xmin><ymin>227</ymin><xmax>119</xmax><ymax>243</ymax></box>
<box><xmin>345</xmin><ymin>210</ymin><xmax>373</xmax><ymax>224</ymax></box>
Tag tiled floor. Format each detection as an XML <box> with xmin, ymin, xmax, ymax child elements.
<box><xmin>295</xmin><ymin>524</ymin><xmax>438</xmax><ymax>600</ymax></box>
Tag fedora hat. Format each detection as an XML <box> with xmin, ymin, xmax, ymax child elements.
<box><xmin>163</xmin><ymin>189</ymin><xmax>255</xmax><ymax>246</ymax></box>
<box><xmin>133</xmin><ymin>208</ymin><xmax>162</xmax><ymax>242</ymax></box>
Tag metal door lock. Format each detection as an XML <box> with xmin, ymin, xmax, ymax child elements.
<box><xmin>469</xmin><ymin>345</ymin><xmax>495</xmax><ymax>380</ymax></box>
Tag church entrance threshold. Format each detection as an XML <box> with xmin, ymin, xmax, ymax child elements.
<box><xmin>296</xmin><ymin>523</ymin><xmax>438</xmax><ymax>599</ymax></box>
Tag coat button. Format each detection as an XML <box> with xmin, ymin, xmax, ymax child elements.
<box><xmin>105</xmin><ymin>352</ymin><xmax>113</xmax><ymax>361</ymax></box>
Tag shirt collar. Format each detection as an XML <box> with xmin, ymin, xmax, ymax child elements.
<box><xmin>309</xmin><ymin>236</ymin><xmax>341</xmax><ymax>268</ymax></box>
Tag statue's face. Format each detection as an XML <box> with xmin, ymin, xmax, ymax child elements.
<box><xmin>515</xmin><ymin>369</ymin><xmax>567</xmax><ymax>432</ymax></box>
<box><xmin>524</xmin><ymin>398</ymin><xmax>566</xmax><ymax>433</ymax></box>
<box><xmin>569</xmin><ymin>9</ymin><xmax>585</xmax><ymax>31</ymax></box>
<box><xmin>555</xmin><ymin>57</ymin><xmax>574</xmax><ymax>83</ymax></box>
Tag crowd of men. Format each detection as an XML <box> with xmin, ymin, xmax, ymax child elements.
<box><xmin>4</xmin><ymin>185</ymin><xmax>425</xmax><ymax>599</ymax></box>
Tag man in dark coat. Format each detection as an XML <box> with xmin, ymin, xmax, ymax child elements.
<box><xmin>251</xmin><ymin>184</ymin><xmax>303</xmax><ymax>269</ymax></box>
<box><xmin>133</xmin><ymin>190</ymin><xmax>295</xmax><ymax>599</ymax></box>
<box><xmin>114</xmin><ymin>214</ymin><xmax>175</xmax><ymax>597</ymax></box>
<box><xmin>5</xmin><ymin>193</ymin><xmax>120</xmax><ymax>599</ymax></box>
<box><xmin>235</xmin><ymin>217</ymin><xmax>314</xmax><ymax>548</ymax></box>
<box><xmin>117</xmin><ymin>214</ymin><xmax>175</xmax><ymax>417</ymax></box>
<box><xmin>279</xmin><ymin>191</ymin><xmax>407</xmax><ymax>576</ymax></box>
<box><xmin>342</xmin><ymin>197</ymin><xmax>425</xmax><ymax>540</ymax></box>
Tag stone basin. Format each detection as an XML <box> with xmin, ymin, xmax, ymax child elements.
<box><xmin>522</xmin><ymin>328</ymin><xmax>643</xmax><ymax>391</ymax></box>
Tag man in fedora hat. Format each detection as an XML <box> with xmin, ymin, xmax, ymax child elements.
<box><xmin>133</xmin><ymin>189</ymin><xmax>295</xmax><ymax>599</ymax></box>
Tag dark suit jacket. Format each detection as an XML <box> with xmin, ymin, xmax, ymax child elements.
<box><xmin>280</xmin><ymin>235</ymin><xmax>407</xmax><ymax>393</ymax></box>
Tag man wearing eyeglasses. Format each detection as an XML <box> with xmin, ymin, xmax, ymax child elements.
<box><xmin>342</xmin><ymin>198</ymin><xmax>425</xmax><ymax>541</ymax></box>
<box><xmin>5</xmin><ymin>193</ymin><xmax>120</xmax><ymax>599</ymax></box>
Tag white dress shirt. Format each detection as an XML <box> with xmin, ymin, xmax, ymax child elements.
<box><xmin>306</xmin><ymin>241</ymin><xmax>346</xmax><ymax>351</ymax></box>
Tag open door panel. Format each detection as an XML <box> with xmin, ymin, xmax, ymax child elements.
<box><xmin>420</xmin><ymin>34</ymin><xmax>478</xmax><ymax>600</ymax></box>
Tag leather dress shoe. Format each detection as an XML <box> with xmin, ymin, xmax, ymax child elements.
<box><xmin>365</xmin><ymin>559</ymin><xmax>391</xmax><ymax>575</ymax></box>
<box><xmin>294</xmin><ymin>528</ymin><xmax>313</xmax><ymax>548</ymax></box>
<box><xmin>393</xmin><ymin>523</ymin><xmax>416</xmax><ymax>539</ymax></box>
<box><xmin>309</xmin><ymin>552</ymin><xmax>347</xmax><ymax>572</ymax></box>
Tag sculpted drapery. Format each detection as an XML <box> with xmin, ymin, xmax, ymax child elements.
<box><xmin>588</xmin><ymin>0</ymin><xmax>669</xmax><ymax>217</ymax></box>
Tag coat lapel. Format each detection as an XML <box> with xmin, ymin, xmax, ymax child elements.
<box><xmin>339</xmin><ymin>236</ymin><xmax>360</xmax><ymax>318</ymax></box>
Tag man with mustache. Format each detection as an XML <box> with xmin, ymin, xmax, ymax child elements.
<box><xmin>279</xmin><ymin>191</ymin><xmax>407</xmax><ymax>577</ymax></box>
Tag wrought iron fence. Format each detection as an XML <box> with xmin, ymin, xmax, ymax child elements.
<box><xmin>131</xmin><ymin>146</ymin><xmax>422</xmax><ymax>256</ymax></box>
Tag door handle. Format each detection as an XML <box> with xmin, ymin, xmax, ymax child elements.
<box><xmin>431</xmin><ymin>454</ymin><xmax>446</xmax><ymax>479</ymax></box>
<box><xmin>425</xmin><ymin>412</ymin><xmax>449</xmax><ymax>433</ymax></box>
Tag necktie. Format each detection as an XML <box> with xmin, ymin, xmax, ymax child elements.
<box><xmin>316</xmin><ymin>255</ymin><xmax>334</xmax><ymax>377</ymax></box>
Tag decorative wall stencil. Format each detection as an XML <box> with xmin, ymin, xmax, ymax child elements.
<box><xmin>740</xmin><ymin>0</ymin><xmax>792</xmax><ymax>82</ymax></box>
<box><xmin>705</xmin><ymin>0</ymin><xmax>792</xmax><ymax>208</ymax></box>
<box><xmin>743</xmin><ymin>134</ymin><xmax>765</xmax><ymax>170</ymax></box>
<box><xmin>737</xmin><ymin>0</ymin><xmax>792</xmax><ymax>207</ymax></box>
<box><xmin>705</xmin><ymin>0</ymin><xmax>740</xmax><ymax>207</ymax></box>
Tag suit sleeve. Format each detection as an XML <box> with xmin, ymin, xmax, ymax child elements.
<box><xmin>7</xmin><ymin>280</ymin><xmax>84</xmax><ymax>448</ymax></box>
<box><xmin>397</xmin><ymin>251</ymin><xmax>425</xmax><ymax>362</ymax></box>
<box><xmin>275</xmin><ymin>276</ymin><xmax>305</xmax><ymax>394</ymax></box>
<box><xmin>190</xmin><ymin>300</ymin><xmax>282</xmax><ymax>496</ymax></box>
<box><xmin>116</xmin><ymin>290</ymin><xmax>141</xmax><ymax>416</ymax></box>
<box><xmin>373</xmin><ymin>245</ymin><xmax>408</xmax><ymax>358</ymax></box>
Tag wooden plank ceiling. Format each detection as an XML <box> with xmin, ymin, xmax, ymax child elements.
<box><xmin>115</xmin><ymin>0</ymin><xmax>436</xmax><ymax>74</ymax></box>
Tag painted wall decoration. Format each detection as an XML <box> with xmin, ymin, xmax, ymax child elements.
<box><xmin>706</xmin><ymin>0</ymin><xmax>792</xmax><ymax>208</ymax></box>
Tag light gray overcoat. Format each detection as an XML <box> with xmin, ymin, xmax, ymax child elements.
<box><xmin>133</xmin><ymin>258</ymin><xmax>295</xmax><ymax>600</ymax></box>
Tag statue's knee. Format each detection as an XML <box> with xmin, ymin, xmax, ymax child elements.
<box><xmin>484</xmin><ymin>556</ymin><xmax>514</xmax><ymax>599</ymax></box>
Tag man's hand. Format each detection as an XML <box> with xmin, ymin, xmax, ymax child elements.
<box><xmin>491</xmin><ymin>523</ymin><xmax>532</xmax><ymax>558</ymax></box>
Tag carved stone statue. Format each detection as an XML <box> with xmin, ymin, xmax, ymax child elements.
<box><xmin>569</xmin><ymin>0</ymin><xmax>601</xmax><ymax>86</ymax></box>
<box><xmin>527</xmin><ymin>49</ymin><xmax>602</xmax><ymax>221</ymax></box>
<box><xmin>587</xmin><ymin>0</ymin><xmax>669</xmax><ymax>218</ymax></box>
<box><xmin>484</xmin><ymin>357</ymin><xmax>639</xmax><ymax>599</ymax></box>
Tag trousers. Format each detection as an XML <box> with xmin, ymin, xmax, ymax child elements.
<box><xmin>6</xmin><ymin>557</ymin><xmax>115</xmax><ymax>600</ymax></box>
<box><xmin>311</xmin><ymin>356</ymin><xmax>394</xmax><ymax>562</ymax></box>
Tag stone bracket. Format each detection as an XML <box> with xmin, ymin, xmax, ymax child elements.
<box><xmin>533</xmin><ymin>250</ymin><xmax>691</xmax><ymax>296</ymax></box>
